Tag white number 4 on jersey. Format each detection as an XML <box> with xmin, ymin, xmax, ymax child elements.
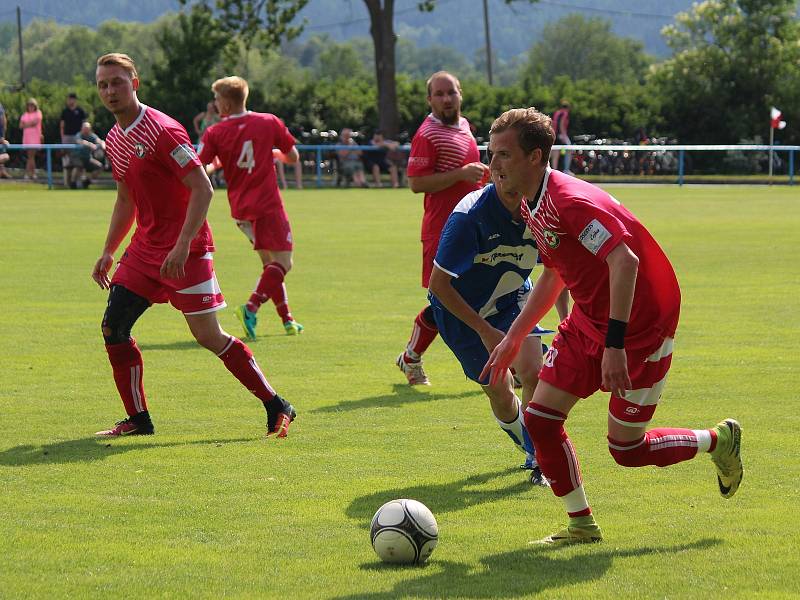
<box><xmin>237</xmin><ymin>140</ymin><xmax>255</xmax><ymax>173</ymax></box>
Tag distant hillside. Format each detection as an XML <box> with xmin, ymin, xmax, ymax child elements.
<box><xmin>5</xmin><ymin>0</ymin><xmax>697</xmax><ymax>58</ymax></box>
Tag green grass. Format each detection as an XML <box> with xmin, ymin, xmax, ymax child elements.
<box><xmin>1</xmin><ymin>185</ymin><xmax>798</xmax><ymax>598</ymax></box>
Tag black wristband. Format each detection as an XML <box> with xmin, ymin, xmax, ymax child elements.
<box><xmin>605</xmin><ymin>318</ymin><xmax>627</xmax><ymax>349</ymax></box>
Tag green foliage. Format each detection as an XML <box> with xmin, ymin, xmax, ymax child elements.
<box><xmin>204</xmin><ymin>0</ymin><xmax>309</xmax><ymax>50</ymax></box>
<box><xmin>523</xmin><ymin>14</ymin><xmax>653</xmax><ymax>85</ymax></box>
<box><xmin>652</xmin><ymin>0</ymin><xmax>800</xmax><ymax>143</ymax></box>
<box><xmin>148</xmin><ymin>5</ymin><xmax>230</xmax><ymax>135</ymax></box>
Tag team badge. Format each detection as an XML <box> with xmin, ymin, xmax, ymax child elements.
<box><xmin>543</xmin><ymin>229</ymin><xmax>560</xmax><ymax>249</ymax></box>
<box><xmin>134</xmin><ymin>143</ymin><xmax>146</xmax><ymax>158</ymax></box>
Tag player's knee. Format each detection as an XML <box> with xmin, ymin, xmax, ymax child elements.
<box><xmin>608</xmin><ymin>437</ymin><xmax>647</xmax><ymax>467</ymax></box>
<box><xmin>101</xmin><ymin>320</ymin><xmax>130</xmax><ymax>345</ymax></box>
<box><xmin>192</xmin><ymin>327</ymin><xmax>227</xmax><ymax>352</ymax></box>
<box><xmin>421</xmin><ymin>305</ymin><xmax>436</xmax><ymax>328</ymax></box>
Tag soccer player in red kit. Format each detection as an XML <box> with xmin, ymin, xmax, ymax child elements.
<box><xmin>198</xmin><ymin>76</ymin><xmax>303</xmax><ymax>340</ymax></box>
<box><xmin>91</xmin><ymin>53</ymin><xmax>295</xmax><ymax>437</ymax></box>
<box><xmin>482</xmin><ymin>108</ymin><xmax>743</xmax><ymax>545</ymax></box>
<box><xmin>397</xmin><ymin>71</ymin><xmax>490</xmax><ymax>385</ymax></box>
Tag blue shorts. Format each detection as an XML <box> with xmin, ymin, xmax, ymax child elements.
<box><xmin>433</xmin><ymin>297</ymin><xmax>549</xmax><ymax>385</ymax></box>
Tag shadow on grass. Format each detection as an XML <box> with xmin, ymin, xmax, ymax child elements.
<box><xmin>0</xmin><ymin>436</ymin><xmax>253</xmax><ymax>466</ymax></box>
<box><xmin>337</xmin><ymin>538</ymin><xmax>721</xmax><ymax>599</ymax></box>
<box><xmin>313</xmin><ymin>384</ymin><xmax>484</xmax><ymax>414</ymax></box>
<box><xmin>347</xmin><ymin>468</ymin><xmax>534</xmax><ymax>523</ymax></box>
<box><xmin>137</xmin><ymin>339</ymin><xmax>206</xmax><ymax>351</ymax></box>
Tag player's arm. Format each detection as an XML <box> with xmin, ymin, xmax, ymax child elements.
<box><xmin>428</xmin><ymin>265</ymin><xmax>504</xmax><ymax>350</ymax></box>
<box><xmin>601</xmin><ymin>242</ymin><xmax>639</xmax><ymax>398</ymax></box>
<box><xmin>160</xmin><ymin>166</ymin><xmax>214</xmax><ymax>280</ymax></box>
<box><xmin>273</xmin><ymin>147</ymin><xmax>299</xmax><ymax>164</ymax></box>
<box><xmin>92</xmin><ymin>181</ymin><xmax>136</xmax><ymax>289</ymax></box>
<box><xmin>481</xmin><ymin>266</ymin><xmax>565</xmax><ymax>385</ymax></box>
<box><xmin>408</xmin><ymin>162</ymin><xmax>488</xmax><ymax>194</ymax></box>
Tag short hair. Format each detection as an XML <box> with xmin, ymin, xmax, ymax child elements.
<box><xmin>68</xmin><ymin>92</ymin><xmax>78</xmax><ymax>99</ymax></box>
<box><xmin>97</xmin><ymin>53</ymin><xmax>138</xmax><ymax>79</ymax></box>
<box><xmin>490</xmin><ymin>108</ymin><xmax>554</xmax><ymax>164</ymax></box>
<box><xmin>211</xmin><ymin>76</ymin><xmax>249</xmax><ymax>105</ymax></box>
<box><xmin>426</xmin><ymin>71</ymin><xmax>461</xmax><ymax>97</ymax></box>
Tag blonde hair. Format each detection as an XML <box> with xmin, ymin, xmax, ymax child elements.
<box><xmin>426</xmin><ymin>71</ymin><xmax>461</xmax><ymax>97</ymax></box>
<box><xmin>26</xmin><ymin>98</ymin><xmax>39</xmax><ymax>110</ymax></box>
<box><xmin>212</xmin><ymin>76</ymin><xmax>249</xmax><ymax>105</ymax></box>
<box><xmin>490</xmin><ymin>108</ymin><xmax>554</xmax><ymax>164</ymax></box>
<box><xmin>97</xmin><ymin>53</ymin><xmax>139</xmax><ymax>79</ymax></box>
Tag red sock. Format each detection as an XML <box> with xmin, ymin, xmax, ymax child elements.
<box><xmin>247</xmin><ymin>262</ymin><xmax>289</xmax><ymax>318</ymax></box>
<box><xmin>524</xmin><ymin>403</ymin><xmax>581</xmax><ymax>498</ymax></box>
<box><xmin>608</xmin><ymin>428</ymin><xmax>699</xmax><ymax>467</ymax></box>
<box><xmin>404</xmin><ymin>308</ymin><xmax>438</xmax><ymax>361</ymax></box>
<box><xmin>217</xmin><ymin>336</ymin><xmax>276</xmax><ymax>403</ymax></box>
<box><xmin>106</xmin><ymin>339</ymin><xmax>147</xmax><ymax>416</ymax></box>
<box><xmin>270</xmin><ymin>281</ymin><xmax>293</xmax><ymax>323</ymax></box>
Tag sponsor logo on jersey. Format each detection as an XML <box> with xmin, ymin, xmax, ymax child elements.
<box><xmin>408</xmin><ymin>156</ymin><xmax>430</xmax><ymax>167</ymax></box>
<box><xmin>134</xmin><ymin>142</ymin><xmax>147</xmax><ymax>158</ymax></box>
<box><xmin>578</xmin><ymin>219</ymin><xmax>612</xmax><ymax>255</ymax></box>
<box><xmin>543</xmin><ymin>229</ymin><xmax>560</xmax><ymax>249</ymax></box>
<box><xmin>170</xmin><ymin>143</ymin><xmax>197</xmax><ymax>168</ymax></box>
<box><xmin>478</xmin><ymin>250</ymin><xmax>524</xmax><ymax>264</ymax></box>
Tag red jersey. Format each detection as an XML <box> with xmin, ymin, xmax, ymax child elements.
<box><xmin>105</xmin><ymin>104</ymin><xmax>213</xmax><ymax>267</ymax></box>
<box><xmin>407</xmin><ymin>114</ymin><xmax>481</xmax><ymax>241</ymax></box>
<box><xmin>198</xmin><ymin>112</ymin><xmax>296</xmax><ymax>221</ymax></box>
<box><xmin>552</xmin><ymin>108</ymin><xmax>569</xmax><ymax>136</ymax></box>
<box><xmin>520</xmin><ymin>169</ymin><xmax>680</xmax><ymax>349</ymax></box>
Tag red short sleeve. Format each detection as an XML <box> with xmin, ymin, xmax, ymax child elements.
<box><xmin>407</xmin><ymin>134</ymin><xmax>436</xmax><ymax>177</ymax></box>
<box><xmin>560</xmin><ymin>196</ymin><xmax>631</xmax><ymax>262</ymax></box>
<box><xmin>157</xmin><ymin>124</ymin><xmax>202</xmax><ymax>180</ymax></box>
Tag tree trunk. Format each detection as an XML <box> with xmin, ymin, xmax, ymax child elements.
<box><xmin>364</xmin><ymin>0</ymin><xmax>399</xmax><ymax>137</ymax></box>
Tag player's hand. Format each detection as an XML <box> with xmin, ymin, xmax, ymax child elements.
<box><xmin>601</xmin><ymin>347</ymin><xmax>631</xmax><ymax>398</ymax></box>
<box><xmin>480</xmin><ymin>334</ymin><xmax>523</xmax><ymax>386</ymax></box>
<box><xmin>461</xmin><ymin>162</ymin><xmax>490</xmax><ymax>184</ymax></box>
<box><xmin>92</xmin><ymin>253</ymin><xmax>114</xmax><ymax>289</ymax></box>
<box><xmin>160</xmin><ymin>244</ymin><xmax>190</xmax><ymax>280</ymax></box>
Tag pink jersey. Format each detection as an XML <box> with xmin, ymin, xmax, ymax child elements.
<box><xmin>105</xmin><ymin>105</ymin><xmax>213</xmax><ymax>267</ymax></box>
<box><xmin>198</xmin><ymin>112</ymin><xmax>296</xmax><ymax>221</ymax></box>
<box><xmin>407</xmin><ymin>114</ymin><xmax>481</xmax><ymax>241</ymax></box>
<box><xmin>520</xmin><ymin>169</ymin><xmax>680</xmax><ymax>349</ymax></box>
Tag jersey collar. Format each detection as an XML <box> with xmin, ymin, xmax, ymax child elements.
<box><xmin>121</xmin><ymin>103</ymin><xmax>147</xmax><ymax>136</ymax></box>
<box><xmin>525</xmin><ymin>167</ymin><xmax>551</xmax><ymax>216</ymax></box>
<box><xmin>223</xmin><ymin>111</ymin><xmax>251</xmax><ymax>121</ymax></box>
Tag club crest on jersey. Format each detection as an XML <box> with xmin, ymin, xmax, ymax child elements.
<box><xmin>134</xmin><ymin>142</ymin><xmax>147</xmax><ymax>158</ymax></box>
<box><xmin>543</xmin><ymin>229</ymin><xmax>560</xmax><ymax>249</ymax></box>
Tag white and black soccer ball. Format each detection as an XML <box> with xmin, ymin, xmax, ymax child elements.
<box><xmin>370</xmin><ymin>499</ymin><xmax>438</xmax><ymax>564</ymax></box>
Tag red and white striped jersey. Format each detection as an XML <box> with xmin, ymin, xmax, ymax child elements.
<box><xmin>105</xmin><ymin>104</ymin><xmax>213</xmax><ymax>267</ymax></box>
<box><xmin>520</xmin><ymin>168</ymin><xmax>680</xmax><ymax>349</ymax></box>
<box><xmin>407</xmin><ymin>114</ymin><xmax>481</xmax><ymax>241</ymax></box>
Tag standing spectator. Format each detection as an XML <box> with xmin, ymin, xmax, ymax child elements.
<box><xmin>19</xmin><ymin>98</ymin><xmax>43</xmax><ymax>180</ymax></box>
<box><xmin>60</xmin><ymin>92</ymin><xmax>88</xmax><ymax>186</ymax></box>
<box><xmin>549</xmin><ymin>100</ymin><xmax>572</xmax><ymax>174</ymax></box>
<box><xmin>192</xmin><ymin>101</ymin><xmax>220</xmax><ymax>142</ymax></box>
<box><xmin>364</xmin><ymin>130</ymin><xmax>400</xmax><ymax>188</ymax></box>
<box><xmin>336</xmin><ymin>128</ymin><xmax>367</xmax><ymax>188</ymax></box>
<box><xmin>0</xmin><ymin>100</ymin><xmax>9</xmax><ymax>178</ymax></box>
<box><xmin>69</xmin><ymin>121</ymin><xmax>105</xmax><ymax>189</ymax></box>
<box><xmin>396</xmin><ymin>71</ymin><xmax>489</xmax><ymax>385</ymax></box>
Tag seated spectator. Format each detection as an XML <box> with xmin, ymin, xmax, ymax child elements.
<box><xmin>69</xmin><ymin>121</ymin><xmax>105</xmax><ymax>188</ymax></box>
<box><xmin>364</xmin><ymin>130</ymin><xmax>400</xmax><ymax>188</ymax></box>
<box><xmin>336</xmin><ymin>128</ymin><xmax>367</xmax><ymax>188</ymax></box>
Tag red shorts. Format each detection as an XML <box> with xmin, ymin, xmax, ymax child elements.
<box><xmin>236</xmin><ymin>209</ymin><xmax>293</xmax><ymax>252</ymax></box>
<box><xmin>539</xmin><ymin>316</ymin><xmax>674</xmax><ymax>427</ymax></box>
<box><xmin>112</xmin><ymin>251</ymin><xmax>226</xmax><ymax>315</ymax></box>
<box><xmin>421</xmin><ymin>237</ymin><xmax>440</xmax><ymax>288</ymax></box>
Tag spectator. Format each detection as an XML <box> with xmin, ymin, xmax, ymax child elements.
<box><xmin>69</xmin><ymin>121</ymin><xmax>105</xmax><ymax>189</ymax></box>
<box><xmin>549</xmin><ymin>100</ymin><xmax>572</xmax><ymax>174</ymax></box>
<box><xmin>336</xmin><ymin>128</ymin><xmax>367</xmax><ymax>188</ymax></box>
<box><xmin>0</xmin><ymin>101</ymin><xmax>9</xmax><ymax>179</ymax></box>
<box><xmin>19</xmin><ymin>98</ymin><xmax>43</xmax><ymax>180</ymax></box>
<box><xmin>60</xmin><ymin>92</ymin><xmax>88</xmax><ymax>187</ymax></box>
<box><xmin>192</xmin><ymin>101</ymin><xmax>220</xmax><ymax>142</ymax></box>
<box><xmin>364</xmin><ymin>130</ymin><xmax>400</xmax><ymax>188</ymax></box>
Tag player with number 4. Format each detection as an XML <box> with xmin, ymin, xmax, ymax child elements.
<box><xmin>199</xmin><ymin>76</ymin><xmax>304</xmax><ymax>340</ymax></box>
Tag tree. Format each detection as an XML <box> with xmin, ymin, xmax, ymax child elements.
<box><xmin>652</xmin><ymin>0</ymin><xmax>800</xmax><ymax>143</ymax></box>
<box><xmin>149</xmin><ymin>4</ymin><xmax>230</xmax><ymax>134</ymax></box>
<box><xmin>523</xmin><ymin>14</ymin><xmax>652</xmax><ymax>86</ymax></box>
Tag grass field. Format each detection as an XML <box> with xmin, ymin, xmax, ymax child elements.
<box><xmin>1</xmin><ymin>184</ymin><xmax>799</xmax><ymax>599</ymax></box>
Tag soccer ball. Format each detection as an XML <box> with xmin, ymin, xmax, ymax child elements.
<box><xmin>370</xmin><ymin>498</ymin><xmax>438</xmax><ymax>564</ymax></box>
